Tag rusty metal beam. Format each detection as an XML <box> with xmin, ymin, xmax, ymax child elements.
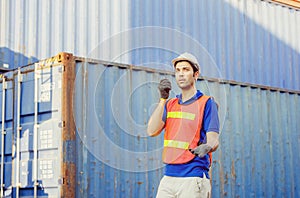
<box><xmin>268</xmin><ymin>0</ymin><xmax>300</xmax><ymax>9</ymax></box>
<box><xmin>59</xmin><ymin>52</ymin><xmax>76</xmax><ymax>198</ymax></box>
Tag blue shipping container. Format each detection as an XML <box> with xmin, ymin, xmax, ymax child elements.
<box><xmin>0</xmin><ymin>53</ymin><xmax>76</xmax><ymax>197</ymax></box>
<box><xmin>0</xmin><ymin>53</ymin><xmax>299</xmax><ymax>197</ymax></box>
<box><xmin>1</xmin><ymin>0</ymin><xmax>299</xmax><ymax>90</ymax></box>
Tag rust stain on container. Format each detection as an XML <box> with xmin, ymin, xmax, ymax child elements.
<box><xmin>231</xmin><ymin>160</ymin><xmax>236</xmax><ymax>180</ymax></box>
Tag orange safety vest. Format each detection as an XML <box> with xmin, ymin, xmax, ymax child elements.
<box><xmin>162</xmin><ymin>95</ymin><xmax>210</xmax><ymax>164</ymax></box>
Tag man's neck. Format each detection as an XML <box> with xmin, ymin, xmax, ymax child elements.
<box><xmin>181</xmin><ymin>87</ymin><xmax>197</xmax><ymax>102</ymax></box>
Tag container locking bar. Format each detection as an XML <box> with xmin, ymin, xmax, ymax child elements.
<box><xmin>33</xmin><ymin>63</ymin><xmax>40</xmax><ymax>198</ymax></box>
<box><xmin>0</xmin><ymin>77</ymin><xmax>7</xmax><ymax>198</ymax></box>
<box><xmin>16</xmin><ymin>68</ymin><xmax>23</xmax><ymax>198</ymax></box>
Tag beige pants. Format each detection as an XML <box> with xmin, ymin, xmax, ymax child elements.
<box><xmin>156</xmin><ymin>175</ymin><xmax>211</xmax><ymax>198</ymax></box>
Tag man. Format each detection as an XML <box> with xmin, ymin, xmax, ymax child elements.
<box><xmin>147</xmin><ymin>52</ymin><xmax>220</xmax><ymax>198</ymax></box>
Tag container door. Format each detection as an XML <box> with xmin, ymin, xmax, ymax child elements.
<box><xmin>13</xmin><ymin>62</ymin><xmax>64</xmax><ymax>197</ymax></box>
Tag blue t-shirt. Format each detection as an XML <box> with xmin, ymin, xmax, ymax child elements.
<box><xmin>162</xmin><ymin>90</ymin><xmax>219</xmax><ymax>178</ymax></box>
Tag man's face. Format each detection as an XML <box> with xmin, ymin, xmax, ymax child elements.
<box><xmin>175</xmin><ymin>61</ymin><xmax>199</xmax><ymax>90</ymax></box>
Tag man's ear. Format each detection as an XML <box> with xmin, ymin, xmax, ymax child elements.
<box><xmin>194</xmin><ymin>71</ymin><xmax>199</xmax><ymax>79</ymax></box>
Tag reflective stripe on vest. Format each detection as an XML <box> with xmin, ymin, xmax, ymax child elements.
<box><xmin>162</xmin><ymin>95</ymin><xmax>210</xmax><ymax>164</ymax></box>
<box><xmin>167</xmin><ymin>112</ymin><xmax>196</xmax><ymax>120</ymax></box>
<box><xmin>164</xmin><ymin>140</ymin><xmax>189</xmax><ymax>150</ymax></box>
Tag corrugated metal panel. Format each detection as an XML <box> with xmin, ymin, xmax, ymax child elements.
<box><xmin>73</xmin><ymin>60</ymin><xmax>165</xmax><ymax>197</ymax></box>
<box><xmin>212</xmin><ymin>84</ymin><xmax>300</xmax><ymax>197</ymax></box>
<box><xmin>1</xmin><ymin>0</ymin><xmax>299</xmax><ymax>91</ymax></box>
<box><xmin>128</xmin><ymin>0</ymin><xmax>300</xmax><ymax>91</ymax></box>
<box><xmin>71</xmin><ymin>57</ymin><xmax>300</xmax><ymax>197</ymax></box>
<box><xmin>0</xmin><ymin>53</ymin><xmax>299</xmax><ymax>197</ymax></box>
<box><xmin>0</xmin><ymin>0</ymin><xmax>130</xmax><ymax>67</ymax></box>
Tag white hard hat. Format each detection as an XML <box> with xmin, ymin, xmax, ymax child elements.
<box><xmin>172</xmin><ymin>52</ymin><xmax>200</xmax><ymax>72</ymax></box>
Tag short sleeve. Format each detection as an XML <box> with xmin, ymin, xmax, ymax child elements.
<box><xmin>202</xmin><ymin>98</ymin><xmax>219</xmax><ymax>133</ymax></box>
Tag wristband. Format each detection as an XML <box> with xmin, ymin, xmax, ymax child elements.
<box><xmin>160</xmin><ymin>98</ymin><xmax>166</xmax><ymax>102</ymax></box>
